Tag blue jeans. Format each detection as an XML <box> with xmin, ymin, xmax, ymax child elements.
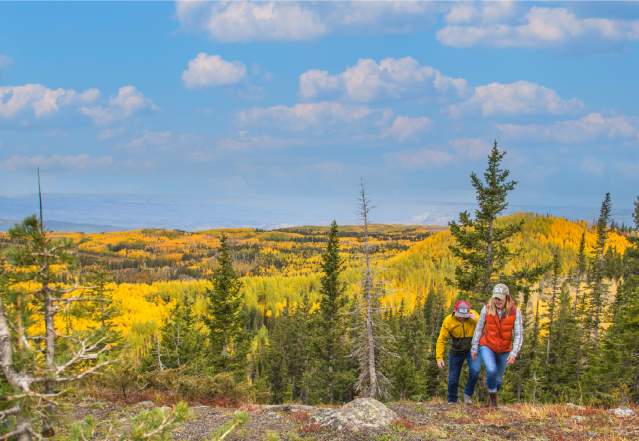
<box><xmin>447</xmin><ymin>350</ymin><xmax>481</xmax><ymax>403</ymax></box>
<box><xmin>479</xmin><ymin>345</ymin><xmax>510</xmax><ymax>393</ymax></box>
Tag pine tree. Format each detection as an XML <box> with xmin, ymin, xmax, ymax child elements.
<box><xmin>544</xmin><ymin>250</ymin><xmax>562</xmax><ymax>367</ymax></box>
<box><xmin>207</xmin><ymin>234</ymin><xmax>245</xmax><ymax>373</ymax></box>
<box><xmin>587</xmin><ymin>193</ymin><xmax>611</xmax><ymax>342</ymax></box>
<box><xmin>449</xmin><ymin>141</ymin><xmax>521</xmax><ymax>302</ymax></box>
<box><xmin>315</xmin><ymin>220</ymin><xmax>348</xmax><ymax>403</ymax></box>
<box><xmin>161</xmin><ymin>296</ymin><xmax>203</xmax><ymax>370</ymax></box>
<box><xmin>596</xmin><ymin>196</ymin><xmax>639</xmax><ymax>403</ymax></box>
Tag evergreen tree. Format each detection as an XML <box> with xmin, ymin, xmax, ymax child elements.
<box><xmin>544</xmin><ymin>282</ymin><xmax>580</xmax><ymax>401</ymax></box>
<box><xmin>595</xmin><ymin>196</ymin><xmax>639</xmax><ymax>403</ymax></box>
<box><xmin>207</xmin><ymin>234</ymin><xmax>245</xmax><ymax>373</ymax></box>
<box><xmin>315</xmin><ymin>220</ymin><xmax>348</xmax><ymax>403</ymax></box>
<box><xmin>160</xmin><ymin>296</ymin><xmax>203</xmax><ymax>370</ymax></box>
<box><xmin>544</xmin><ymin>250</ymin><xmax>562</xmax><ymax>367</ymax></box>
<box><xmin>422</xmin><ymin>291</ymin><xmax>446</xmax><ymax>399</ymax></box>
<box><xmin>587</xmin><ymin>193</ymin><xmax>611</xmax><ymax>342</ymax></box>
<box><xmin>449</xmin><ymin>141</ymin><xmax>521</xmax><ymax>302</ymax></box>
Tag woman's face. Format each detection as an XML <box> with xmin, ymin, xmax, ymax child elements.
<box><xmin>493</xmin><ymin>297</ymin><xmax>505</xmax><ymax>309</ymax></box>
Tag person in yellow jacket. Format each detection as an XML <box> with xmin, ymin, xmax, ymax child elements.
<box><xmin>436</xmin><ymin>299</ymin><xmax>481</xmax><ymax>404</ymax></box>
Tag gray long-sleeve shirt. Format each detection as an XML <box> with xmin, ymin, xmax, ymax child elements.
<box><xmin>471</xmin><ymin>305</ymin><xmax>523</xmax><ymax>358</ymax></box>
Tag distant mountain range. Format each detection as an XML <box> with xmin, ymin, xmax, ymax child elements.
<box><xmin>0</xmin><ymin>193</ymin><xmax>635</xmax><ymax>232</ymax></box>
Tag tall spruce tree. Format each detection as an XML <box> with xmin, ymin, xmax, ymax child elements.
<box><xmin>596</xmin><ymin>196</ymin><xmax>639</xmax><ymax>402</ymax></box>
<box><xmin>449</xmin><ymin>141</ymin><xmax>521</xmax><ymax>302</ymax></box>
<box><xmin>207</xmin><ymin>234</ymin><xmax>245</xmax><ymax>373</ymax></box>
<box><xmin>315</xmin><ymin>220</ymin><xmax>348</xmax><ymax>403</ymax></box>
<box><xmin>587</xmin><ymin>193</ymin><xmax>611</xmax><ymax>342</ymax></box>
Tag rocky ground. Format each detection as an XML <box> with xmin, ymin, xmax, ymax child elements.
<box><xmin>64</xmin><ymin>398</ymin><xmax>639</xmax><ymax>441</ymax></box>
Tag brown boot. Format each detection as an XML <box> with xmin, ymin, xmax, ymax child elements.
<box><xmin>489</xmin><ymin>393</ymin><xmax>498</xmax><ymax>408</ymax></box>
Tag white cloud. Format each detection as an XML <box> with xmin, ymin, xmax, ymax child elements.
<box><xmin>1</xmin><ymin>154</ymin><xmax>113</xmax><ymax>171</ymax></box>
<box><xmin>386</xmin><ymin>148</ymin><xmax>454</xmax><ymax>169</ymax></box>
<box><xmin>299</xmin><ymin>57</ymin><xmax>468</xmax><ymax>103</ymax></box>
<box><xmin>182</xmin><ymin>53</ymin><xmax>247</xmax><ymax>88</ymax></box>
<box><xmin>0</xmin><ymin>84</ymin><xmax>99</xmax><ymax>118</ymax></box>
<box><xmin>176</xmin><ymin>1</ymin><xmax>437</xmax><ymax>42</ymax></box>
<box><xmin>445</xmin><ymin>1</ymin><xmax>516</xmax><ymax>25</ymax></box>
<box><xmin>330</xmin><ymin>1</ymin><xmax>436</xmax><ymax>26</ymax></box>
<box><xmin>206</xmin><ymin>1</ymin><xmax>326</xmax><ymax>41</ymax></box>
<box><xmin>81</xmin><ymin>86</ymin><xmax>156</xmax><ymax>125</ymax></box>
<box><xmin>383</xmin><ymin>116</ymin><xmax>432</xmax><ymax>141</ymax></box>
<box><xmin>438</xmin><ymin>7</ymin><xmax>639</xmax><ymax>48</ymax></box>
<box><xmin>498</xmin><ymin>112</ymin><xmax>639</xmax><ymax>143</ymax></box>
<box><xmin>449</xmin><ymin>80</ymin><xmax>582</xmax><ymax>117</ymax></box>
<box><xmin>237</xmin><ymin>101</ymin><xmax>392</xmax><ymax>133</ymax></box>
<box><xmin>175</xmin><ymin>0</ymin><xmax>209</xmax><ymax>26</ymax></box>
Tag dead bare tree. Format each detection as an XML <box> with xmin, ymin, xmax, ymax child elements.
<box><xmin>0</xmin><ymin>174</ymin><xmax>112</xmax><ymax>439</ymax></box>
<box><xmin>352</xmin><ymin>180</ymin><xmax>394</xmax><ymax>400</ymax></box>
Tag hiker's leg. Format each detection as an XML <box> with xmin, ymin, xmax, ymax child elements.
<box><xmin>447</xmin><ymin>352</ymin><xmax>464</xmax><ymax>403</ymax></box>
<box><xmin>494</xmin><ymin>352</ymin><xmax>509</xmax><ymax>392</ymax></box>
<box><xmin>479</xmin><ymin>345</ymin><xmax>498</xmax><ymax>393</ymax></box>
<box><xmin>464</xmin><ymin>350</ymin><xmax>481</xmax><ymax>397</ymax></box>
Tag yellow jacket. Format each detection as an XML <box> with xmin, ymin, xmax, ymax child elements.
<box><xmin>435</xmin><ymin>309</ymin><xmax>479</xmax><ymax>361</ymax></box>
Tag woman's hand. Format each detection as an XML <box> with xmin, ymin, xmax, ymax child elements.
<box><xmin>471</xmin><ymin>350</ymin><xmax>477</xmax><ymax>360</ymax></box>
<box><xmin>506</xmin><ymin>354</ymin><xmax>517</xmax><ymax>365</ymax></box>
<box><xmin>437</xmin><ymin>359</ymin><xmax>445</xmax><ymax>369</ymax></box>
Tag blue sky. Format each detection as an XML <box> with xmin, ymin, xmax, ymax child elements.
<box><xmin>1</xmin><ymin>1</ymin><xmax>638</xmax><ymax>229</ymax></box>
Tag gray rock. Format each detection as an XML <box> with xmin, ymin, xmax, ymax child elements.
<box><xmin>312</xmin><ymin>398</ymin><xmax>397</xmax><ymax>433</ymax></box>
<box><xmin>571</xmin><ymin>415</ymin><xmax>585</xmax><ymax>424</ymax></box>
<box><xmin>134</xmin><ymin>400</ymin><xmax>155</xmax><ymax>409</ymax></box>
<box><xmin>609</xmin><ymin>407</ymin><xmax>636</xmax><ymax>418</ymax></box>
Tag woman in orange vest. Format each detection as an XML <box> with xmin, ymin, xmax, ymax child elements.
<box><xmin>471</xmin><ymin>283</ymin><xmax>523</xmax><ymax>407</ymax></box>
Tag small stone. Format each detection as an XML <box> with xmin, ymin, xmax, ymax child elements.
<box><xmin>571</xmin><ymin>415</ymin><xmax>585</xmax><ymax>423</ymax></box>
<box><xmin>134</xmin><ymin>400</ymin><xmax>155</xmax><ymax>409</ymax></box>
<box><xmin>609</xmin><ymin>407</ymin><xmax>635</xmax><ymax>418</ymax></box>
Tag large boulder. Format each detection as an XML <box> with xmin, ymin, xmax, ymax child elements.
<box><xmin>313</xmin><ymin>398</ymin><xmax>397</xmax><ymax>433</ymax></box>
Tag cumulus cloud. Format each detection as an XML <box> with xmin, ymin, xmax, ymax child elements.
<box><xmin>236</xmin><ymin>101</ymin><xmax>392</xmax><ymax>134</ymax></box>
<box><xmin>1</xmin><ymin>154</ymin><xmax>113</xmax><ymax>171</ymax></box>
<box><xmin>0</xmin><ymin>84</ymin><xmax>99</xmax><ymax>118</ymax></box>
<box><xmin>383</xmin><ymin>116</ymin><xmax>432</xmax><ymax>141</ymax></box>
<box><xmin>175</xmin><ymin>1</ymin><xmax>437</xmax><ymax>42</ymax></box>
<box><xmin>445</xmin><ymin>1</ymin><xmax>516</xmax><ymax>25</ymax></box>
<box><xmin>438</xmin><ymin>7</ymin><xmax>639</xmax><ymax>48</ymax></box>
<box><xmin>182</xmin><ymin>53</ymin><xmax>247</xmax><ymax>88</ymax></box>
<box><xmin>498</xmin><ymin>112</ymin><xmax>639</xmax><ymax>143</ymax></box>
<box><xmin>448</xmin><ymin>80</ymin><xmax>582</xmax><ymax>117</ymax></box>
<box><xmin>81</xmin><ymin>86</ymin><xmax>156</xmax><ymax>125</ymax></box>
<box><xmin>206</xmin><ymin>1</ymin><xmax>326</xmax><ymax>41</ymax></box>
<box><xmin>299</xmin><ymin>57</ymin><xmax>468</xmax><ymax>103</ymax></box>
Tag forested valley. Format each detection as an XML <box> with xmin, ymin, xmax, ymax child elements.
<box><xmin>1</xmin><ymin>144</ymin><xmax>638</xmax><ymax>440</ymax></box>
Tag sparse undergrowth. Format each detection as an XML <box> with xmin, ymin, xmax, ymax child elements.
<box><xmin>56</xmin><ymin>399</ymin><xmax>639</xmax><ymax>441</ymax></box>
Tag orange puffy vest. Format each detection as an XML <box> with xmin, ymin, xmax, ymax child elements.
<box><xmin>479</xmin><ymin>307</ymin><xmax>517</xmax><ymax>353</ymax></box>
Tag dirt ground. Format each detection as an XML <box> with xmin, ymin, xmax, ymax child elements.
<box><xmin>65</xmin><ymin>399</ymin><xmax>639</xmax><ymax>441</ymax></box>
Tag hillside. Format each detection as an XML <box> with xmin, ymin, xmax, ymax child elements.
<box><xmin>10</xmin><ymin>212</ymin><xmax>626</xmax><ymax>361</ymax></box>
